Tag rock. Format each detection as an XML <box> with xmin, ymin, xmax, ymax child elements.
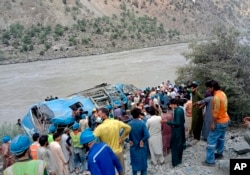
<box><xmin>217</xmin><ymin>160</ymin><xmax>230</xmax><ymax>174</ymax></box>
<box><xmin>233</xmin><ymin>141</ymin><xmax>250</xmax><ymax>155</ymax></box>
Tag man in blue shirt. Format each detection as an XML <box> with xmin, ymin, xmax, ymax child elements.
<box><xmin>80</xmin><ymin>129</ymin><xmax>123</xmax><ymax>175</ymax></box>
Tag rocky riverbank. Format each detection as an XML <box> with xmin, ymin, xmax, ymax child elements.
<box><xmin>0</xmin><ymin>38</ymin><xmax>189</xmax><ymax>65</ymax></box>
<box><xmin>120</xmin><ymin>127</ymin><xmax>250</xmax><ymax>175</ymax></box>
<box><xmin>1</xmin><ymin>127</ymin><xmax>250</xmax><ymax>175</ymax></box>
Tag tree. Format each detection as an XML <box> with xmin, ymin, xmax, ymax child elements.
<box><xmin>176</xmin><ymin>27</ymin><xmax>250</xmax><ymax>125</ymax></box>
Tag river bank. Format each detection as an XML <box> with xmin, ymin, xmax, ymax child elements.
<box><xmin>0</xmin><ymin>39</ymin><xmax>190</xmax><ymax>65</ymax></box>
<box><xmin>1</xmin><ymin>127</ymin><xmax>249</xmax><ymax>175</ymax></box>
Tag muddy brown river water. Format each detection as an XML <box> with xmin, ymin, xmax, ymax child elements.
<box><xmin>0</xmin><ymin>43</ymin><xmax>188</xmax><ymax>123</ymax></box>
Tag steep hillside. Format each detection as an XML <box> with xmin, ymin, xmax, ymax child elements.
<box><xmin>0</xmin><ymin>0</ymin><xmax>249</xmax><ymax>64</ymax></box>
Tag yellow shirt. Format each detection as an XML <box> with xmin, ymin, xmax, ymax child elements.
<box><xmin>94</xmin><ymin>119</ymin><xmax>131</xmax><ymax>154</ymax></box>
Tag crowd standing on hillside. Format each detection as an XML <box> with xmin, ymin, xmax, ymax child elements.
<box><xmin>2</xmin><ymin>79</ymin><xmax>250</xmax><ymax>175</ymax></box>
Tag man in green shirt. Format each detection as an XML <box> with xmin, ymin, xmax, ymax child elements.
<box><xmin>190</xmin><ymin>83</ymin><xmax>204</xmax><ymax>142</ymax></box>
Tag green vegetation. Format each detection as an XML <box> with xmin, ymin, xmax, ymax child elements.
<box><xmin>55</xmin><ymin>24</ymin><xmax>64</xmax><ymax>37</ymax></box>
<box><xmin>0</xmin><ymin>7</ymin><xmax>177</xmax><ymax>61</ymax></box>
<box><xmin>0</xmin><ymin>123</ymin><xmax>24</xmax><ymax>144</ymax></box>
<box><xmin>69</xmin><ymin>37</ymin><xmax>77</xmax><ymax>46</ymax></box>
<box><xmin>176</xmin><ymin>27</ymin><xmax>250</xmax><ymax>125</ymax></box>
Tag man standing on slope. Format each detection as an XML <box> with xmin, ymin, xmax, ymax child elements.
<box><xmin>202</xmin><ymin>80</ymin><xmax>230</xmax><ymax>166</ymax></box>
<box><xmin>94</xmin><ymin>107</ymin><xmax>131</xmax><ymax>175</ymax></box>
<box><xmin>190</xmin><ymin>83</ymin><xmax>204</xmax><ymax>143</ymax></box>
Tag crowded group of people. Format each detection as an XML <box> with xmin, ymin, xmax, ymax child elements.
<box><xmin>1</xmin><ymin>79</ymin><xmax>243</xmax><ymax>175</ymax></box>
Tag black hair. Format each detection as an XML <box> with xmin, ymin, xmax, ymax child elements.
<box><xmin>53</xmin><ymin>132</ymin><xmax>61</xmax><ymax>140</ymax></box>
<box><xmin>178</xmin><ymin>98</ymin><xmax>187</xmax><ymax>106</ymax></box>
<box><xmin>184</xmin><ymin>93</ymin><xmax>191</xmax><ymax>100</ymax></box>
<box><xmin>146</xmin><ymin>106</ymin><xmax>156</xmax><ymax>115</ymax></box>
<box><xmin>205</xmin><ymin>80</ymin><xmax>220</xmax><ymax>90</ymax></box>
<box><xmin>161</xmin><ymin>106</ymin><xmax>168</xmax><ymax>113</ymax></box>
<box><xmin>39</xmin><ymin>135</ymin><xmax>48</xmax><ymax>146</ymax></box>
<box><xmin>190</xmin><ymin>83</ymin><xmax>198</xmax><ymax>88</ymax></box>
<box><xmin>169</xmin><ymin>98</ymin><xmax>178</xmax><ymax>105</ymax></box>
<box><xmin>131</xmin><ymin>108</ymin><xmax>142</xmax><ymax>119</ymax></box>
<box><xmin>32</xmin><ymin>133</ymin><xmax>40</xmax><ymax>142</ymax></box>
<box><xmin>99</xmin><ymin>107</ymin><xmax>109</xmax><ymax>116</ymax></box>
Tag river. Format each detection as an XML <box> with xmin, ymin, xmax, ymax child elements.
<box><xmin>0</xmin><ymin>43</ymin><xmax>189</xmax><ymax>123</ymax></box>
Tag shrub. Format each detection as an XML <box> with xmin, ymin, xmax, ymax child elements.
<box><xmin>96</xmin><ymin>28</ymin><xmax>103</xmax><ymax>34</ymax></box>
<box><xmin>22</xmin><ymin>44</ymin><xmax>28</xmax><ymax>52</ymax></box>
<box><xmin>12</xmin><ymin>41</ymin><xmax>20</xmax><ymax>49</ymax></box>
<box><xmin>0</xmin><ymin>123</ymin><xmax>24</xmax><ymax>144</ymax></box>
<box><xmin>2</xmin><ymin>38</ymin><xmax>9</xmax><ymax>46</ymax></box>
<box><xmin>82</xmin><ymin>38</ymin><xmax>89</xmax><ymax>45</ymax></box>
<box><xmin>29</xmin><ymin>45</ymin><xmax>34</xmax><ymax>51</ymax></box>
<box><xmin>22</xmin><ymin>35</ymin><xmax>32</xmax><ymax>45</ymax></box>
<box><xmin>69</xmin><ymin>37</ymin><xmax>77</xmax><ymax>46</ymax></box>
<box><xmin>122</xmin><ymin>35</ymin><xmax>127</xmax><ymax>40</ymax></box>
<box><xmin>39</xmin><ymin>51</ymin><xmax>44</xmax><ymax>55</ymax></box>
<box><xmin>120</xmin><ymin>2</ymin><xmax>126</xmax><ymax>11</ymax></box>
<box><xmin>2</xmin><ymin>31</ymin><xmax>11</xmax><ymax>40</ymax></box>
<box><xmin>111</xmin><ymin>33</ymin><xmax>118</xmax><ymax>40</ymax></box>
<box><xmin>10</xmin><ymin>23</ymin><xmax>24</xmax><ymax>38</ymax></box>
<box><xmin>55</xmin><ymin>24</ymin><xmax>64</xmax><ymax>36</ymax></box>
<box><xmin>45</xmin><ymin>42</ymin><xmax>52</xmax><ymax>50</ymax></box>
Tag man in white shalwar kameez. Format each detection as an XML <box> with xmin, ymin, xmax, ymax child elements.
<box><xmin>49</xmin><ymin>132</ymin><xmax>69</xmax><ymax>175</ymax></box>
<box><xmin>146</xmin><ymin>106</ymin><xmax>165</xmax><ymax>165</ymax></box>
<box><xmin>61</xmin><ymin>128</ymin><xmax>74</xmax><ymax>173</ymax></box>
<box><xmin>37</xmin><ymin>135</ymin><xmax>58</xmax><ymax>175</ymax></box>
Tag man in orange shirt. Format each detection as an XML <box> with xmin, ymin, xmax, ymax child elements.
<box><xmin>203</xmin><ymin>80</ymin><xmax>230</xmax><ymax>166</ymax></box>
<box><xmin>30</xmin><ymin>133</ymin><xmax>40</xmax><ymax>160</ymax></box>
